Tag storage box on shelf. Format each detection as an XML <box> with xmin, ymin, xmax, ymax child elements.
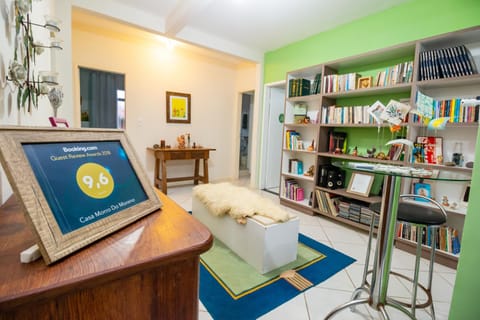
<box><xmin>278</xmin><ymin>26</ymin><xmax>480</xmax><ymax>268</ymax></box>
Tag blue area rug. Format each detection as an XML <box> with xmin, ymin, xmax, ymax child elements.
<box><xmin>199</xmin><ymin>233</ymin><xmax>356</xmax><ymax>320</ymax></box>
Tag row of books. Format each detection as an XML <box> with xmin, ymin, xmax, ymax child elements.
<box><xmin>418</xmin><ymin>45</ymin><xmax>477</xmax><ymax>81</ymax></box>
<box><xmin>374</xmin><ymin>61</ymin><xmax>414</xmax><ymax>87</ymax></box>
<box><xmin>323</xmin><ymin>72</ymin><xmax>359</xmax><ymax>93</ymax></box>
<box><xmin>336</xmin><ymin>199</ymin><xmax>379</xmax><ymax>227</ymax></box>
<box><xmin>321</xmin><ymin>105</ymin><xmax>378</xmax><ymax>125</ymax></box>
<box><xmin>284</xmin><ymin>130</ymin><xmax>303</xmax><ymax>150</ymax></box>
<box><xmin>288</xmin><ymin>78</ymin><xmax>311</xmax><ymax>97</ymax></box>
<box><xmin>411</xmin><ymin>97</ymin><xmax>480</xmax><ymax>124</ymax></box>
<box><xmin>397</xmin><ymin>223</ymin><xmax>461</xmax><ymax>255</ymax></box>
<box><xmin>283</xmin><ymin>179</ymin><xmax>305</xmax><ymax>201</ymax></box>
<box><xmin>315</xmin><ymin>189</ymin><xmax>340</xmax><ymax>216</ymax></box>
<box><xmin>288</xmin><ymin>74</ymin><xmax>323</xmax><ymax>98</ymax></box>
<box><xmin>288</xmin><ymin>159</ymin><xmax>304</xmax><ymax>175</ymax></box>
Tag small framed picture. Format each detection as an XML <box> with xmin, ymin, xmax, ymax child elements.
<box><xmin>346</xmin><ymin>172</ymin><xmax>375</xmax><ymax>197</ymax></box>
<box><xmin>166</xmin><ymin>91</ymin><xmax>191</xmax><ymax>123</ymax></box>
<box><xmin>357</xmin><ymin>76</ymin><xmax>372</xmax><ymax>89</ymax></box>
<box><xmin>413</xmin><ymin>182</ymin><xmax>432</xmax><ymax>202</ymax></box>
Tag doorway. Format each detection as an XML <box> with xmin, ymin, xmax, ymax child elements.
<box><xmin>239</xmin><ymin>91</ymin><xmax>254</xmax><ymax>178</ymax></box>
<box><xmin>261</xmin><ymin>81</ymin><xmax>285</xmax><ymax>194</ymax></box>
<box><xmin>79</xmin><ymin>67</ymin><xmax>125</xmax><ymax>128</ymax></box>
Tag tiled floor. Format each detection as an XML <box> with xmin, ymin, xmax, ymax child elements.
<box><xmin>166</xmin><ymin>179</ymin><xmax>456</xmax><ymax>320</ymax></box>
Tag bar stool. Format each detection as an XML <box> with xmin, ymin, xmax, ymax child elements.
<box><xmin>354</xmin><ymin>193</ymin><xmax>447</xmax><ymax>319</ymax></box>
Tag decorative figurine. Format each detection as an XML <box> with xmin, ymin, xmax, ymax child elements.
<box><xmin>307</xmin><ymin>140</ymin><xmax>315</xmax><ymax>151</ymax></box>
<box><xmin>352</xmin><ymin>146</ymin><xmax>358</xmax><ymax>156</ymax></box>
<box><xmin>366</xmin><ymin>147</ymin><xmax>376</xmax><ymax>158</ymax></box>
<box><xmin>177</xmin><ymin>134</ymin><xmax>186</xmax><ymax>149</ymax></box>
<box><xmin>442</xmin><ymin>195</ymin><xmax>449</xmax><ymax>207</ymax></box>
<box><xmin>304</xmin><ymin>165</ymin><xmax>315</xmax><ymax>177</ymax></box>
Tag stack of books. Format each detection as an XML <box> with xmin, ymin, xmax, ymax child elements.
<box><xmin>288</xmin><ymin>78</ymin><xmax>311</xmax><ymax>97</ymax></box>
<box><xmin>418</xmin><ymin>45</ymin><xmax>477</xmax><ymax>81</ymax></box>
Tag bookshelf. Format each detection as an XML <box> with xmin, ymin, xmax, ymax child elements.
<box><xmin>279</xmin><ymin>26</ymin><xmax>480</xmax><ymax>268</ymax></box>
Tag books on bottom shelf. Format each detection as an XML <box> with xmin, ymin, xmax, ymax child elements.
<box><xmin>284</xmin><ymin>179</ymin><xmax>305</xmax><ymax>202</ymax></box>
<box><xmin>315</xmin><ymin>189</ymin><xmax>340</xmax><ymax>216</ymax></box>
<box><xmin>397</xmin><ymin>223</ymin><xmax>461</xmax><ymax>255</ymax></box>
<box><xmin>337</xmin><ymin>199</ymin><xmax>379</xmax><ymax>227</ymax></box>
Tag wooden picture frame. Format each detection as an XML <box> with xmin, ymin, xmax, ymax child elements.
<box><xmin>357</xmin><ymin>76</ymin><xmax>372</xmax><ymax>89</ymax></box>
<box><xmin>346</xmin><ymin>172</ymin><xmax>374</xmax><ymax>197</ymax></box>
<box><xmin>166</xmin><ymin>91</ymin><xmax>191</xmax><ymax>123</ymax></box>
<box><xmin>0</xmin><ymin>127</ymin><xmax>162</xmax><ymax>264</ymax></box>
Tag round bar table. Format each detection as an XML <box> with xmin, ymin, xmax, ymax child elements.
<box><xmin>325</xmin><ymin>162</ymin><xmax>470</xmax><ymax>319</ymax></box>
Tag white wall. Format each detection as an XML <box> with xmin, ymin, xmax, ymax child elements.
<box><xmin>0</xmin><ymin>0</ymin><xmax>73</xmax><ymax>202</ymax></box>
<box><xmin>72</xmin><ymin>21</ymin><xmax>257</xmax><ymax>183</ymax></box>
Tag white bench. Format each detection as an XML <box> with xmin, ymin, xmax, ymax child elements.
<box><xmin>192</xmin><ymin>195</ymin><xmax>299</xmax><ymax>274</ymax></box>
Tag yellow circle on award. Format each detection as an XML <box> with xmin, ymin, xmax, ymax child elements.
<box><xmin>76</xmin><ymin>163</ymin><xmax>114</xmax><ymax>199</ymax></box>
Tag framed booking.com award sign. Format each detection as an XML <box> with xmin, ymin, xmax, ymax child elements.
<box><xmin>0</xmin><ymin>127</ymin><xmax>162</xmax><ymax>264</ymax></box>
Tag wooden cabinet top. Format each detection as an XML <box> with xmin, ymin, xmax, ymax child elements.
<box><xmin>147</xmin><ymin>147</ymin><xmax>216</xmax><ymax>152</ymax></box>
<box><xmin>0</xmin><ymin>190</ymin><xmax>213</xmax><ymax>310</ymax></box>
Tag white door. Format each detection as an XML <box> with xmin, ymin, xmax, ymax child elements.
<box><xmin>262</xmin><ymin>82</ymin><xmax>285</xmax><ymax>193</ymax></box>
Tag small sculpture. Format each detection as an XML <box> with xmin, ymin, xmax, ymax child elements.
<box><xmin>307</xmin><ymin>140</ymin><xmax>315</xmax><ymax>151</ymax></box>
<box><xmin>352</xmin><ymin>146</ymin><xmax>358</xmax><ymax>156</ymax></box>
<box><xmin>177</xmin><ymin>134</ymin><xmax>186</xmax><ymax>149</ymax></box>
<box><xmin>366</xmin><ymin>147</ymin><xmax>376</xmax><ymax>158</ymax></box>
<box><xmin>442</xmin><ymin>196</ymin><xmax>449</xmax><ymax>207</ymax></box>
<box><xmin>304</xmin><ymin>165</ymin><xmax>315</xmax><ymax>177</ymax></box>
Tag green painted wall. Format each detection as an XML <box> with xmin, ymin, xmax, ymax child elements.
<box><xmin>263</xmin><ymin>0</ymin><xmax>480</xmax><ymax>317</ymax></box>
<box><xmin>264</xmin><ymin>0</ymin><xmax>480</xmax><ymax>83</ymax></box>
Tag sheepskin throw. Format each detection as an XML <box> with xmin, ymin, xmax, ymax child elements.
<box><xmin>193</xmin><ymin>183</ymin><xmax>292</xmax><ymax>223</ymax></box>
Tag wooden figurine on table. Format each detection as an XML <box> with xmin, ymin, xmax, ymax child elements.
<box><xmin>304</xmin><ymin>165</ymin><xmax>315</xmax><ymax>177</ymax></box>
<box><xmin>177</xmin><ymin>134</ymin><xmax>186</xmax><ymax>149</ymax></box>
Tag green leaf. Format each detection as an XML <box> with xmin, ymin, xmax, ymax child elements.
<box><xmin>22</xmin><ymin>87</ymin><xmax>30</xmax><ymax>108</ymax></box>
<box><xmin>17</xmin><ymin>88</ymin><xmax>22</xmax><ymax>110</ymax></box>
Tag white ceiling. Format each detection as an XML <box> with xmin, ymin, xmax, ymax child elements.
<box><xmin>75</xmin><ymin>0</ymin><xmax>411</xmax><ymax>62</ymax></box>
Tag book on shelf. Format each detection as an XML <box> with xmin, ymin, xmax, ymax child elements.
<box><xmin>285</xmin><ymin>130</ymin><xmax>302</xmax><ymax>150</ymax></box>
<box><xmin>374</xmin><ymin>61</ymin><xmax>413</xmax><ymax>87</ymax></box>
<box><xmin>315</xmin><ymin>189</ymin><xmax>340</xmax><ymax>216</ymax></box>
<box><xmin>397</xmin><ymin>223</ymin><xmax>461</xmax><ymax>255</ymax></box>
<box><xmin>323</xmin><ymin>72</ymin><xmax>359</xmax><ymax>93</ymax></box>
<box><xmin>289</xmin><ymin>78</ymin><xmax>311</xmax><ymax>97</ymax></box>
<box><xmin>418</xmin><ymin>44</ymin><xmax>477</xmax><ymax>81</ymax></box>
<box><xmin>311</xmin><ymin>73</ymin><xmax>322</xmax><ymax>95</ymax></box>
<box><xmin>284</xmin><ymin>179</ymin><xmax>304</xmax><ymax>202</ymax></box>
<box><xmin>288</xmin><ymin>159</ymin><xmax>304</xmax><ymax>175</ymax></box>
<box><xmin>411</xmin><ymin>96</ymin><xmax>480</xmax><ymax>124</ymax></box>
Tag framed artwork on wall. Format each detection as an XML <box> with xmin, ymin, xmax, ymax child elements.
<box><xmin>166</xmin><ymin>91</ymin><xmax>191</xmax><ymax>123</ymax></box>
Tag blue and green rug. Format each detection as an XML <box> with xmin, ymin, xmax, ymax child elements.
<box><xmin>199</xmin><ymin>233</ymin><xmax>355</xmax><ymax>319</ymax></box>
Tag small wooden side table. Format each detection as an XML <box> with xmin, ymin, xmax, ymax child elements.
<box><xmin>147</xmin><ymin>147</ymin><xmax>216</xmax><ymax>194</ymax></box>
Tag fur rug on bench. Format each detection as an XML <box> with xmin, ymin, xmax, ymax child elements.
<box><xmin>193</xmin><ymin>182</ymin><xmax>292</xmax><ymax>223</ymax></box>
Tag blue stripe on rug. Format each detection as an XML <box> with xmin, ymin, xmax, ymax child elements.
<box><xmin>199</xmin><ymin>233</ymin><xmax>356</xmax><ymax>320</ymax></box>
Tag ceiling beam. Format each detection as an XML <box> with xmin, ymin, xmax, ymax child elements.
<box><xmin>165</xmin><ymin>0</ymin><xmax>214</xmax><ymax>36</ymax></box>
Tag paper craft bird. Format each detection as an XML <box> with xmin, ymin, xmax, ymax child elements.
<box><xmin>427</xmin><ymin>117</ymin><xmax>449</xmax><ymax>130</ymax></box>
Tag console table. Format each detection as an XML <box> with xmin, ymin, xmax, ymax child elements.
<box><xmin>0</xmin><ymin>190</ymin><xmax>213</xmax><ymax>320</ymax></box>
<box><xmin>147</xmin><ymin>147</ymin><xmax>215</xmax><ymax>194</ymax></box>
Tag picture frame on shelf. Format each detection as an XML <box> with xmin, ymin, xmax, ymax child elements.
<box><xmin>357</xmin><ymin>76</ymin><xmax>372</xmax><ymax>89</ymax></box>
<box><xmin>412</xmin><ymin>181</ymin><xmax>433</xmax><ymax>202</ymax></box>
<box><xmin>166</xmin><ymin>91</ymin><xmax>191</xmax><ymax>123</ymax></box>
<box><xmin>346</xmin><ymin>172</ymin><xmax>374</xmax><ymax>197</ymax></box>
<box><xmin>0</xmin><ymin>128</ymin><xmax>162</xmax><ymax>264</ymax></box>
